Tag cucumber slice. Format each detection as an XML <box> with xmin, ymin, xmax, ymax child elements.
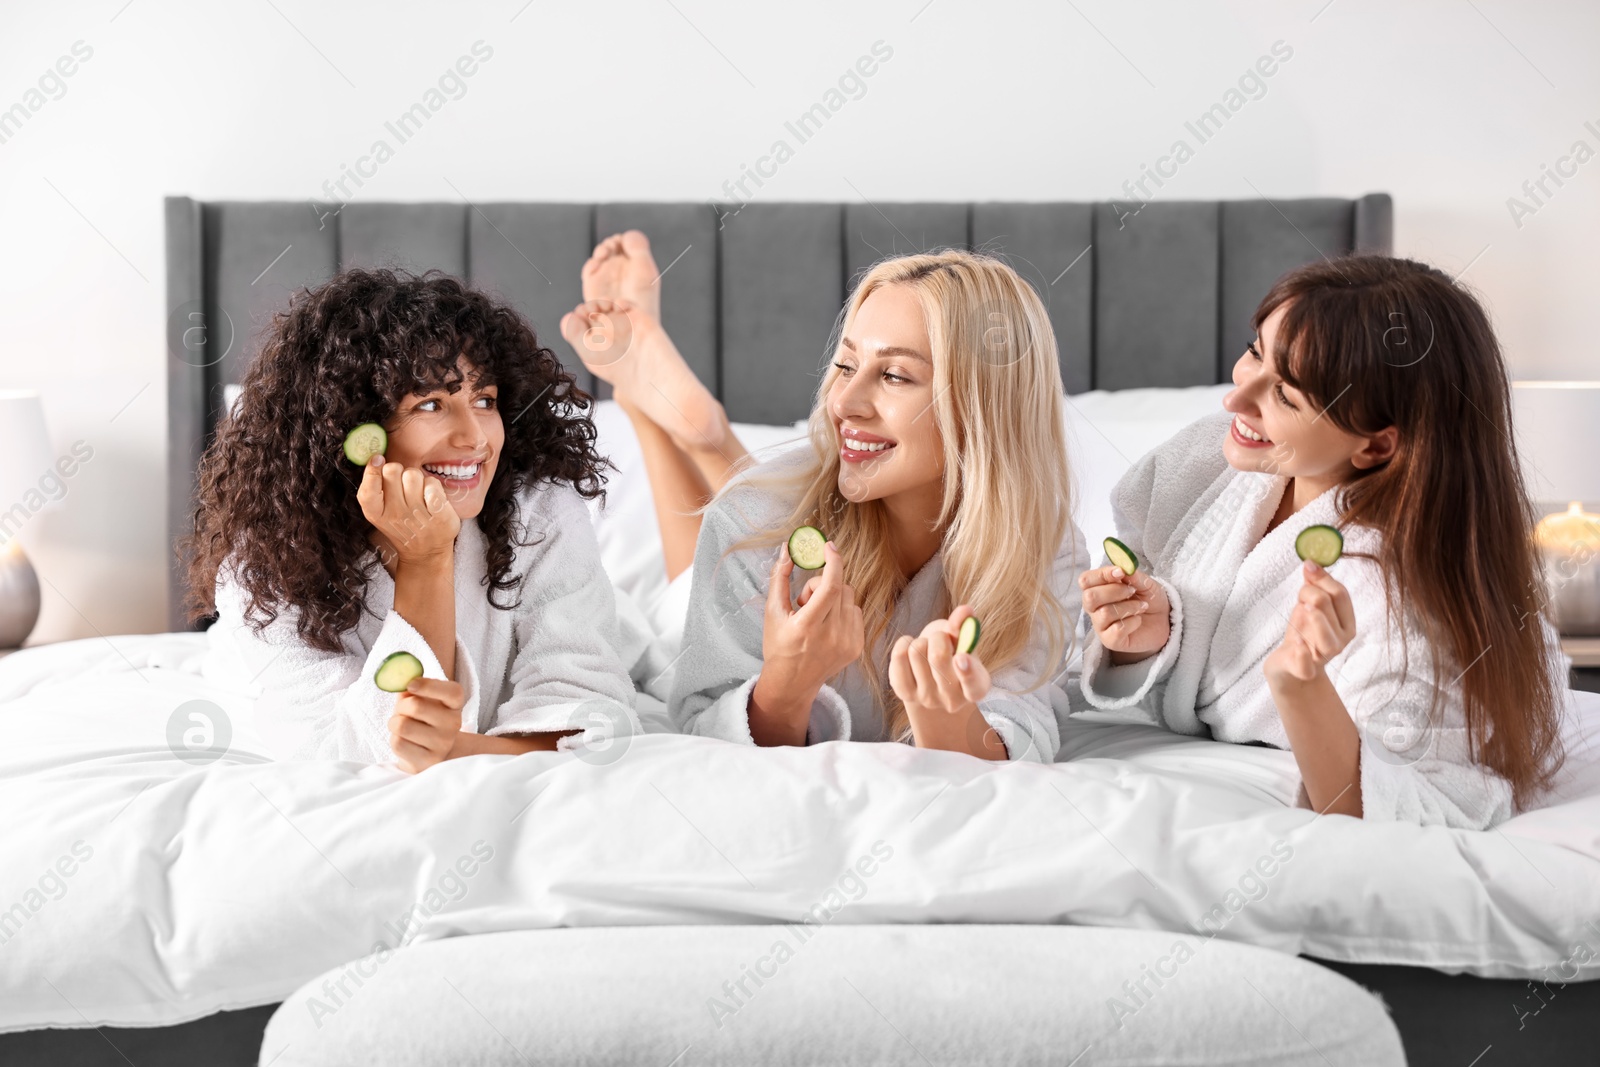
<box><xmin>344</xmin><ymin>422</ymin><xmax>388</xmax><ymax>465</ymax></box>
<box><xmin>1103</xmin><ymin>536</ymin><xmax>1138</xmax><ymax>576</ymax></box>
<box><xmin>788</xmin><ymin>525</ymin><xmax>829</xmax><ymax>570</ymax></box>
<box><xmin>374</xmin><ymin>651</ymin><xmax>424</xmax><ymax>693</ymax></box>
<box><xmin>956</xmin><ymin>614</ymin><xmax>982</xmax><ymax>655</ymax></box>
<box><xmin>1294</xmin><ymin>524</ymin><xmax>1343</xmax><ymax>567</ymax></box>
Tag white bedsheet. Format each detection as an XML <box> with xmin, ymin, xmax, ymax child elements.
<box><xmin>0</xmin><ymin>631</ymin><xmax>1596</xmax><ymax>1032</ymax></box>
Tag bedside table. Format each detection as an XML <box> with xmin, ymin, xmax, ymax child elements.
<box><xmin>1562</xmin><ymin>637</ymin><xmax>1600</xmax><ymax>694</ymax></box>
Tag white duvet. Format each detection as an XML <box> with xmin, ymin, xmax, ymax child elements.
<box><xmin>0</xmin><ymin>630</ymin><xmax>1597</xmax><ymax>1032</ymax></box>
<box><xmin>6</xmin><ymin>389</ymin><xmax>1598</xmax><ymax>1032</ymax></box>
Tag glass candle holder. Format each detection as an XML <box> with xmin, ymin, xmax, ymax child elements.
<box><xmin>1535</xmin><ymin>502</ymin><xmax>1600</xmax><ymax>636</ymax></box>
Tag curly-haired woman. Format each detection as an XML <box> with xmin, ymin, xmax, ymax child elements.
<box><xmin>188</xmin><ymin>269</ymin><xmax>649</xmax><ymax>772</ymax></box>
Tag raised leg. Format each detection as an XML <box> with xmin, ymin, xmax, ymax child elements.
<box><xmin>619</xmin><ymin>399</ymin><xmax>712</xmax><ymax>582</ymax></box>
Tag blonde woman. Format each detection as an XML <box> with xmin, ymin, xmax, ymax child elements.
<box><xmin>561</xmin><ymin>237</ymin><xmax>1085</xmax><ymax>762</ymax></box>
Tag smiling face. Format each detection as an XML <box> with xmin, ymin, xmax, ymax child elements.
<box><xmin>380</xmin><ymin>354</ymin><xmax>504</xmax><ymax>520</ymax></box>
<box><xmin>1222</xmin><ymin>303</ymin><xmax>1396</xmax><ymax>494</ymax></box>
<box><xmin>827</xmin><ymin>284</ymin><xmax>946</xmax><ymax>510</ymax></box>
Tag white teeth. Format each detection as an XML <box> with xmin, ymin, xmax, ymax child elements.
<box><xmin>1233</xmin><ymin>417</ymin><xmax>1268</xmax><ymax>443</ymax></box>
<box><xmin>843</xmin><ymin>437</ymin><xmax>891</xmax><ymax>453</ymax></box>
<box><xmin>423</xmin><ymin>463</ymin><xmax>481</xmax><ymax>479</ymax></box>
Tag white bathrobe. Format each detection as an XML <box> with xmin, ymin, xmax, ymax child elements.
<box><xmin>201</xmin><ymin>478</ymin><xmax>667</xmax><ymax>763</ymax></box>
<box><xmin>669</xmin><ymin>446</ymin><xmax>1088</xmax><ymax>763</ymax></box>
<box><xmin>1075</xmin><ymin>410</ymin><xmax>1565</xmax><ymax>829</ymax></box>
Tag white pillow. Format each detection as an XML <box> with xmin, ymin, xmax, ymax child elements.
<box><xmin>1063</xmin><ymin>384</ymin><xmax>1234</xmax><ymax>558</ymax></box>
<box><xmin>587</xmin><ymin>402</ymin><xmax>810</xmax><ymax>613</ymax></box>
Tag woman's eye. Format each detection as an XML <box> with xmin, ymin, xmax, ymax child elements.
<box><xmin>1275</xmin><ymin>383</ymin><xmax>1297</xmax><ymax>409</ymax></box>
<box><xmin>883</xmin><ymin>371</ymin><xmax>910</xmax><ymax>384</ymax></box>
<box><xmin>415</xmin><ymin>394</ymin><xmax>497</xmax><ymax>412</ymax></box>
<box><xmin>833</xmin><ymin>361</ymin><xmax>856</xmax><ymax>376</ymax></box>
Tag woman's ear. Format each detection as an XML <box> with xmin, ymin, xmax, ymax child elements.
<box><xmin>1351</xmin><ymin>426</ymin><xmax>1399</xmax><ymax>470</ymax></box>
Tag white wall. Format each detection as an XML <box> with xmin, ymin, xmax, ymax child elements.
<box><xmin>2</xmin><ymin>0</ymin><xmax>1596</xmax><ymax>642</ymax></box>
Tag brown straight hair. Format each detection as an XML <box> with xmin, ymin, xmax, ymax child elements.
<box><xmin>1257</xmin><ymin>254</ymin><xmax>1564</xmax><ymax>809</ymax></box>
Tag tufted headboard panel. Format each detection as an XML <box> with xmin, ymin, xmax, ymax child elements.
<box><xmin>163</xmin><ymin>193</ymin><xmax>1392</xmax><ymax>629</ymax></box>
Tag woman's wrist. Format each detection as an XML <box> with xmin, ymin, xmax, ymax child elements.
<box><xmin>1265</xmin><ymin>660</ymin><xmax>1327</xmax><ymax>693</ymax></box>
<box><xmin>392</xmin><ymin>548</ymin><xmax>458</xmax><ymax>679</ymax></box>
<box><xmin>908</xmin><ymin>700</ymin><xmax>1007</xmax><ymax>760</ymax></box>
<box><xmin>449</xmin><ymin>730</ymin><xmax>573</xmax><ymax>759</ymax></box>
<box><xmin>395</xmin><ymin>548</ymin><xmax>454</xmax><ymax>577</ymax></box>
<box><xmin>749</xmin><ymin>668</ymin><xmax>816</xmax><ymax>746</ymax></box>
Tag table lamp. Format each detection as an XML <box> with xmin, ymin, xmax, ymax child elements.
<box><xmin>0</xmin><ymin>391</ymin><xmax>58</xmax><ymax>649</ymax></box>
<box><xmin>1512</xmin><ymin>381</ymin><xmax>1600</xmax><ymax>635</ymax></box>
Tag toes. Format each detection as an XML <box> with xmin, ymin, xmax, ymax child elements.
<box><xmin>581</xmin><ymin>297</ymin><xmax>635</xmax><ymax>316</ymax></box>
<box><xmin>581</xmin><ymin>237</ymin><xmax>619</xmax><ymax>281</ymax></box>
<box><xmin>620</xmin><ymin>229</ymin><xmax>655</xmax><ymax>265</ymax></box>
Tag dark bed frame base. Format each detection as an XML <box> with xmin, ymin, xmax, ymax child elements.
<box><xmin>3</xmin><ymin>960</ymin><xmax>1593</xmax><ymax>1067</ymax></box>
<box><xmin>0</xmin><ymin>1005</ymin><xmax>276</xmax><ymax>1067</ymax></box>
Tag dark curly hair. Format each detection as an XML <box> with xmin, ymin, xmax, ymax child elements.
<box><xmin>180</xmin><ymin>267</ymin><xmax>607</xmax><ymax>654</ymax></box>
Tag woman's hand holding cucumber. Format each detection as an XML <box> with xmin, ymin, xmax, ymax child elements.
<box><xmin>356</xmin><ymin>452</ymin><xmax>461</xmax><ymax>569</ymax></box>
<box><xmin>890</xmin><ymin>604</ymin><xmax>1001</xmax><ymax>757</ymax></box>
<box><xmin>1080</xmin><ymin>564</ymin><xmax>1171</xmax><ymax>664</ymax></box>
<box><xmin>387</xmin><ymin>675</ymin><xmax>467</xmax><ymax>774</ymax></box>
<box><xmin>1264</xmin><ymin>561</ymin><xmax>1356</xmax><ymax>686</ymax></box>
<box><xmin>749</xmin><ymin>539</ymin><xmax>865</xmax><ymax>746</ymax></box>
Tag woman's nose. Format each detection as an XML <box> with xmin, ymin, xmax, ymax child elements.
<box><xmin>831</xmin><ymin>373</ymin><xmax>873</xmax><ymax>421</ymax></box>
<box><xmin>1223</xmin><ymin>352</ymin><xmax>1260</xmax><ymax>413</ymax></box>
<box><xmin>447</xmin><ymin>408</ymin><xmax>489</xmax><ymax>446</ymax></box>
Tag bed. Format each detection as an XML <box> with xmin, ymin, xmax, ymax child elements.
<box><xmin>3</xmin><ymin>195</ymin><xmax>1597</xmax><ymax>1067</ymax></box>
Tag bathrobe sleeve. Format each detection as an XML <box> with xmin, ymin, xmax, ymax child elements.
<box><xmin>485</xmin><ymin>480</ymin><xmax>643</xmax><ymax>752</ymax></box>
<box><xmin>212</xmin><ymin>562</ymin><xmax>480</xmax><ymax>764</ymax></box>
<box><xmin>1075</xmin><ymin>442</ymin><xmax>1194</xmax><ymax>716</ymax></box>
<box><xmin>1076</xmin><ymin>411</ymin><xmax>1238</xmax><ymax>719</ymax></box>
<box><xmin>1328</xmin><ymin>563</ymin><xmax>1554</xmax><ymax>829</ymax></box>
<box><xmin>668</xmin><ymin>475</ymin><xmax>852</xmax><ymax>745</ymax></box>
<box><xmin>975</xmin><ymin>520</ymin><xmax>1089</xmax><ymax>762</ymax></box>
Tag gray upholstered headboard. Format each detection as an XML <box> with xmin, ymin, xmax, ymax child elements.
<box><xmin>164</xmin><ymin>194</ymin><xmax>1392</xmax><ymax>629</ymax></box>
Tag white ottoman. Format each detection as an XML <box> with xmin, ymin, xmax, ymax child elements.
<box><xmin>261</xmin><ymin>924</ymin><xmax>1405</xmax><ymax>1066</ymax></box>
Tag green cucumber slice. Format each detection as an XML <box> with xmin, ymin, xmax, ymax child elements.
<box><xmin>788</xmin><ymin>525</ymin><xmax>828</xmax><ymax>570</ymax></box>
<box><xmin>1294</xmin><ymin>524</ymin><xmax>1343</xmax><ymax>567</ymax></box>
<box><xmin>956</xmin><ymin>614</ymin><xmax>982</xmax><ymax>655</ymax></box>
<box><xmin>1103</xmin><ymin>536</ymin><xmax>1138</xmax><ymax>576</ymax></box>
<box><xmin>344</xmin><ymin>422</ymin><xmax>388</xmax><ymax>465</ymax></box>
<box><xmin>374</xmin><ymin>651</ymin><xmax>424</xmax><ymax>692</ymax></box>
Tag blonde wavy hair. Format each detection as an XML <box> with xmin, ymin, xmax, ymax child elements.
<box><xmin>719</xmin><ymin>249</ymin><xmax>1078</xmax><ymax>741</ymax></box>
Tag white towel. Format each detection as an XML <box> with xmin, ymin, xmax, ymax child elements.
<box><xmin>668</xmin><ymin>446</ymin><xmax>1088</xmax><ymax>763</ymax></box>
<box><xmin>200</xmin><ymin>478</ymin><xmax>648</xmax><ymax>763</ymax></box>
<box><xmin>1076</xmin><ymin>410</ymin><xmax>1562</xmax><ymax>829</ymax></box>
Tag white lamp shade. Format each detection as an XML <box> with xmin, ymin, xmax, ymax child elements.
<box><xmin>1512</xmin><ymin>381</ymin><xmax>1600</xmax><ymax>507</ymax></box>
<box><xmin>0</xmin><ymin>391</ymin><xmax>61</xmax><ymax>533</ymax></box>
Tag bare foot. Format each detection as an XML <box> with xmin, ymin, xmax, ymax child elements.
<box><xmin>559</xmin><ymin>298</ymin><xmax>726</xmax><ymax>453</ymax></box>
<box><xmin>581</xmin><ymin>230</ymin><xmax>662</xmax><ymax>322</ymax></box>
